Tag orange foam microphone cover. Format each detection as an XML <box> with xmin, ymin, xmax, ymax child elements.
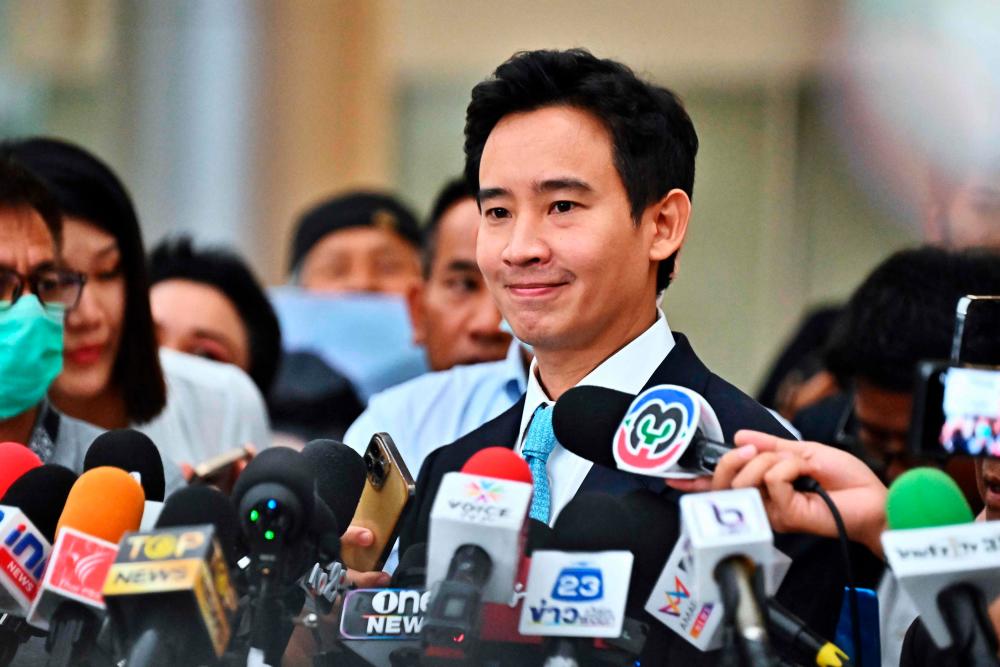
<box><xmin>461</xmin><ymin>446</ymin><xmax>533</xmax><ymax>484</ymax></box>
<box><xmin>56</xmin><ymin>466</ymin><xmax>145</xmax><ymax>543</ymax></box>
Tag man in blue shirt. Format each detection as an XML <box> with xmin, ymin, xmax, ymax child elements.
<box><xmin>345</xmin><ymin>177</ymin><xmax>519</xmax><ymax>464</ymax></box>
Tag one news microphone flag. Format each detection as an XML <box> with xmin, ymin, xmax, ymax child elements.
<box><xmin>881</xmin><ymin>468</ymin><xmax>1000</xmax><ymax>661</ymax></box>
<box><xmin>0</xmin><ymin>505</ymin><xmax>50</xmax><ymax>617</ymax></box>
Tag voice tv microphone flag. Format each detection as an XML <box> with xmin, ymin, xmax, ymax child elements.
<box><xmin>103</xmin><ymin>524</ymin><xmax>238</xmax><ymax>660</ymax></box>
<box><xmin>0</xmin><ymin>505</ymin><xmax>50</xmax><ymax>613</ymax></box>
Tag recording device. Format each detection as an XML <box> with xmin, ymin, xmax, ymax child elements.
<box><xmin>231</xmin><ymin>446</ymin><xmax>345</xmax><ymax>666</ymax></box>
<box><xmin>552</xmin><ymin>384</ymin><xmax>729</xmax><ymax>478</ymax></box>
<box><xmin>102</xmin><ymin>486</ymin><xmax>241</xmax><ymax>667</ymax></box>
<box><xmin>341</xmin><ymin>433</ymin><xmax>414</xmax><ymax>572</ymax></box>
<box><xmin>881</xmin><ymin>467</ymin><xmax>1000</xmax><ymax>663</ymax></box>
<box><xmin>0</xmin><ymin>442</ymin><xmax>41</xmax><ymax>498</ymax></box>
<box><xmin>423</xmin><ymin>447</ymin><xmax>533</xmax><ymax>650</ymax></box>
<box><xmin>29</xmin><ymin>467</ymin><xmax>145</xmax><ymax>667</ymax></box>
<box><xmin>84</xmin><ymin>429</ymin><xmax>167</xmax><ymax>529</ymax></box>
<box><xmin>1</xmin><ymin>465</ymin><xmax>77</xmax><ymax>543</ymax></box>
<box><xmin>910</xmin><ymin>360</ymin><xmax>1000</xmax><ymax>459</ymax></box>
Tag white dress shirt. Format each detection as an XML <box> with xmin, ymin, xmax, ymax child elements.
<box><xmin>516</xmin><ymin>309</ymin><xmax>674</xmax><ymax>525</ymax></box>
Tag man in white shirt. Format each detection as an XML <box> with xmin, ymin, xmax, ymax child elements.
<box><xmin>385</xmin><ymin>50</ymin><xmax>849</xmax><ymax>664</ymax></box>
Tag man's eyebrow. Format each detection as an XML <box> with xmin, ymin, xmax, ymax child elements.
<box><xmin>478</xmin><ymin>187</ymin><xmax>510</xmax><ymax>204</ymax></box>
<box><xmin>535</xmin><ymin>178</ymin><xmax>593</xmax><ymax>194</ymax></box>
<box><xmin>444</xmin><ymin>259</ymin><xmax>480</xmax><ymax>273</ymax></box>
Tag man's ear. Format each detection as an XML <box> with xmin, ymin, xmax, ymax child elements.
<box><xmin>647</xmin><ymin>188</ymin><xmax>691</xmax><ymax>263</ymax></box>
<box><xmin>405</xmin><ymin>282</ymin><xmax>428</xmax><ymax>346</ymax></box>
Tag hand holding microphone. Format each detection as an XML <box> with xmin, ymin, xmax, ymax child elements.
<box><xmin>699</xmin><ymin>431</ymin><xmax>888</xmax><ymax>558</ymax></box>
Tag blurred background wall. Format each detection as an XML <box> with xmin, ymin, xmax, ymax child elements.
<box><xmin>0</xmin><ymin>0</ymin><xmax>921</xmax><ymax>393</ymax></box>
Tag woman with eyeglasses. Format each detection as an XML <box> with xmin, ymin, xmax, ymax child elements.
<box><xmin>7</xmin><ymin>137</ymin><xmax>270</xmax><ymax>468</ymax></box>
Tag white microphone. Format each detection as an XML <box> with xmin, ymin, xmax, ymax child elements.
<box><xmin>881</xmin><ymin>467</ymin><xmax>1000</xmax><ymax>658</ymax></box>
<box><xmin>645</xmin><ymin>488</ymin><xmax>783</xmax><ymax>661</ymax></box>
<box><xmin>0</xmin><ymin>505</ymin><xmax>51</xmax><ymax>617</ymax></box>
<box><xmin>422</xmin><ymin>448</ymin><xmax>533</xmax><ymax>648</ymax></box>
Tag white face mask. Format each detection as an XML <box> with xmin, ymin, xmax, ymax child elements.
<box><xmin>499</xmin><ymin>318</ymin><xmax>533</xmax><ymax>355</ymax></box>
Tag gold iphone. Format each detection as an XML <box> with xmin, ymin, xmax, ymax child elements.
<box><xmin>341</xmin><ymin>433</ymin><xmax>415</xmax><ymax>572</ymax></box>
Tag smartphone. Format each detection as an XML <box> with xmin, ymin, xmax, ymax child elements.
<box><xmin>910</xmin><ymin>360</ymin><xmax>1000</xmax><ymax>459</ymax></box>
<box><xmin>187</xmin><ymin>445</ymin><xmax>256</xmax><ymax>494</ymax></box>
<box><xmin>340</xmin><ymin>433</ymin><xmax>415</xmax><ymax>572</ymax></box>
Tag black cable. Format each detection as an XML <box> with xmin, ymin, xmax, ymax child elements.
<box><xmin>813</xmin><ymin>484</ymin><xmax>863</xmax><ymax>667</ymax></box>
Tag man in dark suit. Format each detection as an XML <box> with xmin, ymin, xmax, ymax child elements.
<box><xmin>386</xmin><ymin>49</ymin><xmax>863</xmax><ymax>662</ymax></box>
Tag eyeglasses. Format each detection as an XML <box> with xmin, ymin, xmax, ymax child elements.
<box><xmin>0</xmin><ymin>267</ymin><xmax>87</xmax><ymax>312</ymax></box>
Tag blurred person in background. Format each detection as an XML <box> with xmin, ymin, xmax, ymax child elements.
<box><xmin>149</xmin><ymin>235</ymin><xmax>282</xmax><ymax>397</ymax></box>
<box><xmin>8</xmin><ymin>137</ymin><xmax>270</xmax><ymax>468</ymax></box>
<box><xmin>290</xmin><ymin>191</ymin><xmax>423</xmax><ymax>295</ymax></box>
<box><xmin>0</xmin><ymin>149</ymin><xmax>104</xmax><ymax>470</ymax></box>
<box><xmin>345</xmin><ymin>176</ymin><xmax>524</xmax><ymax>478</ymax></box>
<box><xmin>404</xmin><ymin>177</ymin><xmax>512</xmax><ymax>371</ymax></box>
<box><xmin>924</xmin><ymin>159</ymin><xmax>1000</xmax><ymax>250</ymax></box>
<box><xmin>796</xmin><ymin>247</ymin><xmax>1000</xmax><ymax>500</ymax></box>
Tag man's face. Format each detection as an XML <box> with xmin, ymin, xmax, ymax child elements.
<box><xmin>150</xmin><ymin>279</ymin><xmax>251</xmax><ymax>371</ymax></box>
<box><xmin>0</xmin><ymin>207</ymin><xmax>56</xmax><ymax>281</ymax></box>
<box><xmin>853</xmin><ymin>381</ymin><xmax>914</xmax><ymax>482</ymax></box>
<box><xmin>298</xmin><ymin>227</ymin><xmax>421</xmax><ymax>295</ymax></box>
<box><xmin>476</xmin><ymin>105</ymin><xmax>677</xmax><ymax>358</ymax></box>
<box><xmin>408</xmin><ymin>197</ymin><xmax>511</xmax><ymax>371</ymax></box>
<box><xmin>926</xmin><ymin>165</ymin><xmax>1000</xmax><ymax>249</ymax></box>
<box><xmin>976</xmin><ymin>458</ymin><xmax>1000</xmax><ymax>521</ymax></box>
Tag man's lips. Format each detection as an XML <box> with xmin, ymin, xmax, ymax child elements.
<box><xmin>505</xmin><ymin>282</ymin><xmax>569</xmax><ymax>297</ymax></box>
<box><xmin>66</xmin><ymin>344</ymin><xmax>103</xmax><ymax>366</ymax></box>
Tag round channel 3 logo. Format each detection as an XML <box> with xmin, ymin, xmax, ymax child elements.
<box><xmin>613</xmin><ymin>384</ymin><xmax>699</xmax><ymax>474</ymax></box>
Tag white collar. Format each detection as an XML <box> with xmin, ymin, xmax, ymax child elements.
<box><xmin>516</xmin><ymin>308</ymin><xmax>675</xmax><ymax>445</ymax></box>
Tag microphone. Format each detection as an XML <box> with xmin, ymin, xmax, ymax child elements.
<box><xmin>231</xmin><ymin>446</ymin><xmax>335</xmax><ymax>666</ymax></box>
<box><xmin>518</xmin><ymin>493</ymin><xmax>635</xmax><ymax>667</ymax></box>
<box><xmin>85</xmin><ymin>429</ymin><xmax>167</xmax><ymax>530</ymax></box>
<box><xmin>881</xmin><ymin>467</ymin><xmax>1000</xmax><ymax>664</ymax></box>
<box><xmin>300</xmin><ymin>439</ymin><xmax>366</xmax><ymax>536</ymax></box>
<box><xmin>28</xmin><ymin>467</ymin><xmax>144</xmax><ymax>667</ymax></box>
<box><xmin>552</xmin><ymin>385</ymin><xmax>729</xmax><ymax>478</ymax></box>
<box><xmin>644</xmin><ymin>488</ymin><xmax>777</xmax><ymax>666</ymax></box>
<box><xmin>1</xmin><ymin>465</ymin><xmax>78</xmax><ymax>544</ymax></box>
<box><xmin>422</xmin><ymin>447</ymin><xmax>533</xmax><ymax>650</ymax></box>
<box><xmin>0</xmin><ymin>442</ymin><xmax>41</xmax><ymax>498</ymax></box>
<box><xmin>0</xmin><ymin>466</ymin><xmax>77</xmax><ymax>666</ymax></box>
<box><xmin>102</xmin><ymin>485</ymin><xmax>240</xmax><ymax>667</ymax></box>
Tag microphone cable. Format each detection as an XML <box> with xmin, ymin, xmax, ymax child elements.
<box><xmin>793</xmin><ymin>476</ymin><xmax>863</xmax><ymax>667</ymax></box>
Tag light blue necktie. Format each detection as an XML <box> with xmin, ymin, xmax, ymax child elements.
<box><xmin>522</xmin><ymin>404</ymin><xmax>558</xmax><ymax>523</ymax></box>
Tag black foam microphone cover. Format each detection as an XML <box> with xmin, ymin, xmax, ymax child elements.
<box><xmin>84</xmin><ymin>428</ymin><xmax>166</xmax><ymax>501</ymax></box>
<box><xmin>157</xmin><ymin>485</ymin><xmax>242</xmax><ymax>568</ymax></box>
<box><xmin>552</xmin><ymin>385</ymin><xmax>633</xmax><ymax>468</ymax></box>
<box><xmin>526</xmin><ymin>518</ymin><xmax>554</xmax><ymax>556</ymax></box>
<box><xmin>300</xmin><ymin>439</ymin><xmax>366</xmax><ymax>533</ymax></box>
<box><xmin>391</xmin><ymin>542</ymin><xmax>427</xmax><ymax>588</ymax></box>
<box><xmin>0</xmin><ymin>464</ymin><xmax>77</xmax><ymax>542</ymax></box>
<box><xmin>551</xmin><ymin>492</ymin><xmax>635</xmax><ymax>552</ymax></box>
<box><xmin>231</xmin><ymin>446</ymin><xmax>316</xmax><ymax>522</ymax></box>
<box><xmin>619</xmin><ymin>489</ymin><xmax>681</xmax><ymax>612</ymax></box>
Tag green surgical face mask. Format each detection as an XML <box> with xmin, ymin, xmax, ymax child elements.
<box><xmin>0</xmin><ymin>295</ymin><xmax>65</xmax><ymax>420</ymax></box>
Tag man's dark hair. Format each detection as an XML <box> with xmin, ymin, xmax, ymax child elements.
<box><xmin>149</xmin><ymin>236</ymin><xmax>283</xmax><ymax>395</ymax></box>
<box><xmin>463</xmin><ymin>49</ymin><xmax>699</xmax><ymax>292</ymax></box>
<box><xmin>0</xmin><ymin>149</ymin><xmax>63</xmax><ymax>246</ymax></box>
<box><xmin>7</xmin><ymin>137</ymin><xmax>168</xmax><ymax>423</ymax></box>
<box><xmin>826</xmin><ymin>246</ymin><xmax>1000</xmax><ymax>392</ymax></box>
<box><xmin>422</xmin><ymin>177</ymin><xmax>475</xmax><ymax>278</ymax></box>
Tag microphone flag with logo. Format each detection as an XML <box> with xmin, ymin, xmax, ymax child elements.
<box><xmin>613</xmin><ymin>384</ymin><xmax>723</xmax><ymax>478</ymax></box>
<box><xmin>881</xmin><ymin>467</ymin><xmax>1000</xmax><ymax>653</ymax></box>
